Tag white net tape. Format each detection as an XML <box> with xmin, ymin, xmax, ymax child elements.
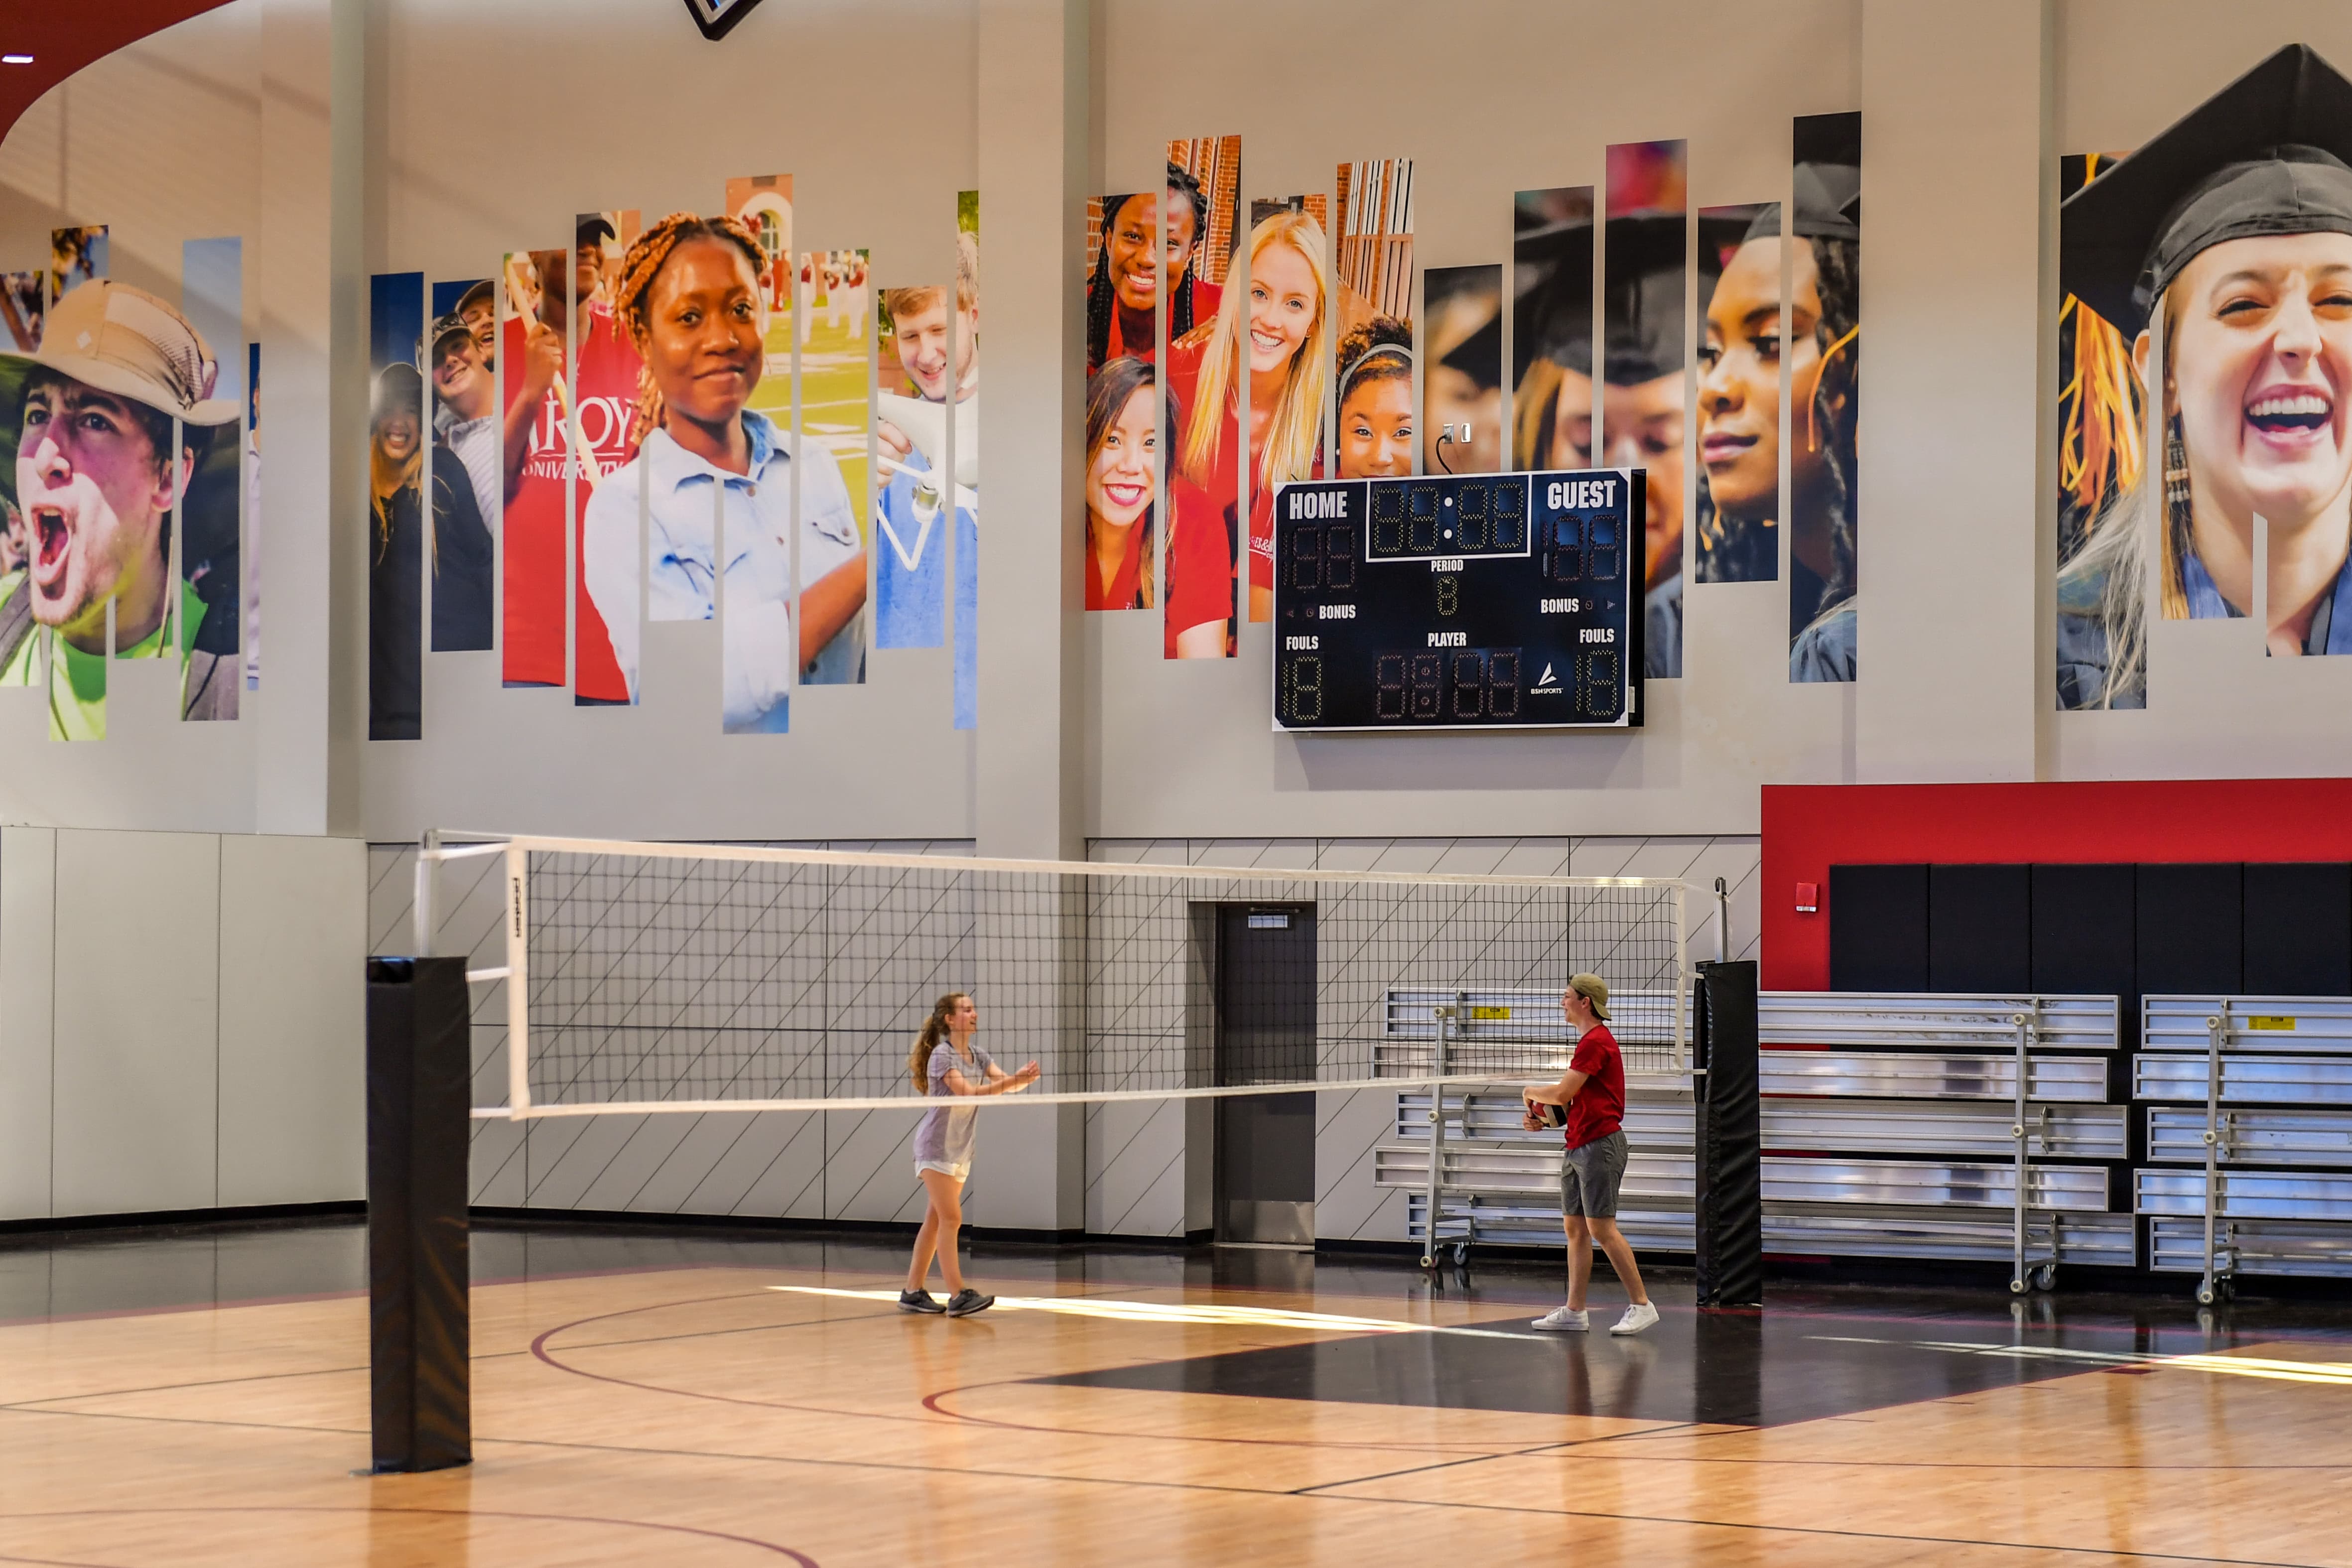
<box><xmin>433</xmin><ymin>837</ymin><xmax>1692</xmax><ymax>1118</ymax></box>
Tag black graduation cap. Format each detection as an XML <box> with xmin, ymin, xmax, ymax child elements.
<box><xmin>2062</xmin><ymin>43</ymin><xmax>2352</xmax><ymax>338</ymax></box>
<box><xmin>1742</xmin><ymin>160</ymin><xmax>1861</xmax><ymax>247</ymax></box>
<box><xmin>1519</xmin><ymin>211</ymin><xmax>1759</xmax><ymax>388</ymax></box>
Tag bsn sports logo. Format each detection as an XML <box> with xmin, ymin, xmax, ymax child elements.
<box><xmin>683</xmin><ymin>0</ymin><xmax>767</xmax><ymax>39</ymax></box>
<box><xmin>1533</xmin><ymin>663</ymin><xmax>1561</xmax><ymax>689</ymax></box>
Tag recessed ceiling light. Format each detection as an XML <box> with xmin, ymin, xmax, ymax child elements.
<box><xmin>1</xmin><ymin>55</ymin><xmax>36</xmax><ymax>66</ymax></box>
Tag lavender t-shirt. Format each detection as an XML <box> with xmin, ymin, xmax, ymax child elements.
<box><xmin>912</xmin><ymin>1040</ymin><xmax>997</xmax><ymax>1168</ymax></box>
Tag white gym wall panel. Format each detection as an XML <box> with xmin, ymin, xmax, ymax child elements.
<box><xmin>0</xmin><ymin>829</ymin><xmax>364</xmax><ymax>1223</ymax></box>
<box><xmin>0</xmin><ymin>829</ymin><xmax>58</xmax><ymax>1218</ymax></box>
<box><xmin>49</xmin><ymin>832</ymin><xmax>223</xmax><ymax>1218</ymax></box>
<box><xmin>216</xmin><ymin>834</ymin><xmax>367</xmax><ymax>1207</ymax></box>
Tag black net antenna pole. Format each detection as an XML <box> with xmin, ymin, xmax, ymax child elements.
<box><xmin>366</xmin><ymin>954</ymin><xmax>473</xmax><ymax>1472</ymax></box>
<box><xmin>1693</xmin><ymin>959</ymin><xmax>1763</xmax><ymax>1309</ymax></box>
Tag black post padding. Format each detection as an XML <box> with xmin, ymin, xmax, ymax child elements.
<box><xmin>1693</xmin><ymin>960</ymin><xmax>1764</xmax><ymax>1309</ymax></box>
<box><xmin>367</xmin><ymin>955</ymin><xmax>472</xmax><ymax>1472</ymax></box>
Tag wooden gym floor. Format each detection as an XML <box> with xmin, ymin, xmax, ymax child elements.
<box><xmin>0</xmin><ymin>1221</ymin><xmax>2348</xmax><ymax>1566</ymax></box>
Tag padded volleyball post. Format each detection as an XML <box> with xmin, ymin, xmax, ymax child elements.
<box><xmin>1693</xmin><ymin>960</ymin><xmax>1764</xmax><ymax>1308</ymax></box>
<box><xmin>366</xmin><ymin>955</ymin><xmax>473</xmax><ymax>1472</ymax></box>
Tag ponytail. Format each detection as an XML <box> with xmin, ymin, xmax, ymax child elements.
<box><xmin>908</xmin><ymin>992</ymin><xmax>968</xmax><ymax>1092</ymax></box>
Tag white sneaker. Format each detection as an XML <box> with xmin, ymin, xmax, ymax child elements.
<box><xmin>1611</xmin><ymin>1301</ymin><xmax>1660</xmax><ymax>1336</ymax></box>
<box><xmin>1531</xmin><ymin>1304</ymin><xmax>1589</xmax><ymax>1331</ymax></box>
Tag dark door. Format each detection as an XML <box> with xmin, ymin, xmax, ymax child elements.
<box><xmin>1213</xmin><ymin>904</ymin><xmax>1316</xmax><ymax>1246</ymax></box>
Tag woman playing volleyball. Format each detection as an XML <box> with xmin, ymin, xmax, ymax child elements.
<box><xmin>901</xmin><ymin>993</ymin><xmax>1040</xmax><ymax>1317</ymax></box>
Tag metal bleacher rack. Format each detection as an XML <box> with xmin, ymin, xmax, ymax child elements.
<box><xmin>2135</xmin><ymin>997</ymin><xmax>2352</xmax><ymax>1304</ymax></box>
<box><xmin>1382</xmin><ymin>990</ymin><xmax>2129</xmax><ymax>1292</ymax></box>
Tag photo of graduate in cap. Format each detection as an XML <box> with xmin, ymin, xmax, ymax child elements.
<box><xmin>0</xmin><ymin>280</ymin><xmax>242</xmax><ymax>738</ymax></box>
<box><xmin>1514</xmin><ymin>208</ymin><xmax>1711</xmax><ymax>679</ymax></box>
<box><xmin>2058</xmin><ymin>45</ymin><xmax>2352</xmax><ymax>709</ymax></box>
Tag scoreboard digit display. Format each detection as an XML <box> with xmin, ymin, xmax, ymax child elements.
<box><xmin>1270</xmin><ymin>469</ymin><xmax>1644</xmax><ymax>732</ymax></box>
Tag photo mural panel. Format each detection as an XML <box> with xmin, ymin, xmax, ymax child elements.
<box><xmin>1245</xmin><ymin>193</ymin><xmax>1331</xmax><ymax>625</ymax></box>
<box><xmin>178</xmin><ymin>237</ymin><xmax>245</xmax><ymax>717</ymax></box>
<box><xmin>428</xmin><ymin>278</ymin><xmax>497</xmax><ymax>654</ymax></box>
<box><xmin>2059</xmin><ymin>45</ymin><xmax>2352</xmax><ymax>704</ymax></box>
<box><xmin>1333</xmin><ymin>158</ymin><xmax>1415</xmax><ymax>483</ymax></box>
<box><xmin>50</xmin><ymin>226</ymin><xmax>106</xmax><ymax>304</ymax></box>
<box><xmin>0</xmin><ymin>232</ymin><xmax>233</xmax><ymax>741</ymax></box>
<box><xmin>1083</xmin><ymin>190</ymin><xmax>1159</xmax><ymax>613</ymax></box>
<box><xmin>1786</xmin><ymin>111</ymin><xmax>1861</xmax><ymax>684</ymax></box>
<box><xmin>953</xmin><ymin>190</ymin><xmax>978</xmax><ymax>731</ymax></box>
<box><xmin>1</xmin><ymin>272</ymin><xmax>41</xmax><ymax>352</ymax></box>
<box><xmin>1694</xmin><ymin>202</ymin><xmax>1775</xmax><ymax>587</ymax></box>
<box><xmin>244</xmin><ymin>341</ymin><xmax>260</xmax><ymax>691</ymax></box>
<box><xmin>367</xmin><ymin>270</ymin><xmax>425</xmax><ymax>741</ymax></box>
<box><xmin>2053</xmin><ymin>151</ymin><xmax>2141</xmax><ymax>711</ymax></box>
<box><xmin>1604</xmin><ymin>139</ymin><xmax>1688</xmax><ymax>681</ymax></box>
<box><xmin>1165</xmin><ymin>135</ymin><xmax>1244</xmax><ymax>657</ymax></box>
<box><xmin>797</xmin><ymin>246</ymin><xmax>871</xmax><ymax>686</ymax></box>
<box><xmin>500</xmin><ymin>245</ymin><xmax>568</xmax><ymax>688</ymax></box>
<box><xmin>875</xmin><ymin>266</ymin><xmax>962</xmax><ymax>639</ymax></box>
<box><xmin>573</xmin><ymin>210</ymin><xmax>643</xmax><ymax>706</ymax></box>
<box><xmin>1513</xmin><ymin>184</ymin><xmax>1595</xmax><ymax>473</ymax></box>
<box><xmin>1424</xmin><ymin>262</ymin><xmax>1500</xmax><ymax>478</ymax></box>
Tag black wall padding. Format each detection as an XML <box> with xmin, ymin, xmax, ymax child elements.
<box><xmin>1829</xmin><ymin>864</ymin><xmax>1928</xmax><ymax>991</ymax></box>
<box><xmin>2030</xmin><ymin>864</ymin><xmax>2137</xmax><ymax>1000</ymax></box>
<box><xmin>368</xmin><ymin>955</ymin><xmax>473</xmax><ymax>1474</ymax></box>
<box><xmin>2136</xmin><ymin>863</ymin><xmax>2244</xmax><ymax>998</ymax></box>
<box><xmin>1928</xmin><ymin>864</ymin><xmax>2031</xmax><ymax>992</ymax></box>
<box><xmin>2243</xmin><ymin>862</ymin><xmax>2352</xmax><ymax>996</ymax></box>
<box><xmin>1693</xmin><ymin>961</ymin><xmax>1763</xmax><ymax>1308</ymax></box>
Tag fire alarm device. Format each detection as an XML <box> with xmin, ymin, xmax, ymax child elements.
<box><xmin>1795</xmin><ymin>882</ymin><xmax>1819</xmax><ymax>914</ymax></box>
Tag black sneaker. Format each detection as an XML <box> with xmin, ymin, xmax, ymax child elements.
<box><xmin>944</xmin><ymin>1288</ymin><xmax>995</xmax><ymax>1318</ymax></box>
<box><xmin>897</xmin><ymin>1289</ymin><xmax>945</xmax><ymax>1314</ymax></box>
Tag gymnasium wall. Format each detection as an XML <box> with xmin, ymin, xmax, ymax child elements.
<box><xmin>5</xmin><ymin>1</ymin><xmax>2352</xmax><ymax>856</ymax></box>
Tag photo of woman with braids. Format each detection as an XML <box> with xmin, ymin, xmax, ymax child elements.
<box><xmin>2058</xmin><ymin>46</ymin><xmax>2352</xmax><ymax>708</ymax></box>
<box><xmin>1163</xmin><ymin>206</ymin><xmax>1329</xmax><ymax>655</ymax></box>
<box><xmin>579</xmin><ymin>212</ymin><xmax>864</xmax><ymax>734</ymax></box>
<box><xmin>1084</xmin><ymin>356</ymin><xmax>1157</xmax><ymax>610</ymax></box>
<box><xmin>1084</xmin><ymin>163</ymin><xmax>1221</xmax><ymax>376</ymax></box>
<box><xmin>1336</xmin><ymin>318</ymin><xmax>1414</xmax><ymax>480</ymax></box>
<box><xmin>1697</xmin><ymin>135</ymin><xmax>1860</xmax><ymax>683</ymax></box>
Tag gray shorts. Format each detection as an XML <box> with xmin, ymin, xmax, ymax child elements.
<box><xmin>1560</xmin><ymin>1130</ymin><xmax>1628</xmax><ymax>1219</ymax></box>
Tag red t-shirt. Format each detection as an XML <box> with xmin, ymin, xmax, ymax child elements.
<box><xmin>500</xmin><ymin>307</ymin><xmax>641</xmax><ymax>696</ymax></box>
<box><xmin>1086</xmin><ymin>517</ymin><xmax>1150</xmax><ymax>610</ymax></box>
<box><xmin>1162</xmin><ymin>336</ymin><xmax>1267</xmax><ymax>656</ymax></box>
<box><xmin>1563</xmin><ymin>1024</ymin><xmax>1626</xmax><ymax>1151</ymax></box>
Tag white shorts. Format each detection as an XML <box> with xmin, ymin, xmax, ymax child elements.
<box><xmin>915</xmin><ymin>1160</ymin><xmax>970</xmax><ymax>1182</ymax></box>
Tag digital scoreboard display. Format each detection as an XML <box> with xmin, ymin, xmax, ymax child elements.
<box><xmin>1270</xmin><ymin>469</ymin><xmax>1644</xmax><ymax>732</ymax></box>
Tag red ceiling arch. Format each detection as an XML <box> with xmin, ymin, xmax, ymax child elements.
<box><xmin>0</xmin><ymin>0</ymin><xmax>239</xmax><ymax>145</ymax></box>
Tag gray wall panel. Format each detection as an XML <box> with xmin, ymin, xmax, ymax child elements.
<box><xmin>217</xmin><ymin>834</ymin><xmax>366</xmax><ymax>1206</ymax></box>
<box><xmin>51</xmin><ymin>831</ymin><xmax>221</xmax><ymax>1217</ymax></box>
<box><xmin>0</xmin><ymin>829</ymin><xmax>56</xmax><ymax>1219</ymax></box>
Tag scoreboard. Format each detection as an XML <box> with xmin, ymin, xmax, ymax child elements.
<box><xmin>1270</xmin><ymin>469</ymin><xmax>1644</xmax><ymax>732</ymax></box>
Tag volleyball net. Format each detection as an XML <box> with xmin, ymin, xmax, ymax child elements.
<box><xmin>419</xmin><ymin>837</ymin><xmax>1696</xmax><ymax>1118</ymax></box>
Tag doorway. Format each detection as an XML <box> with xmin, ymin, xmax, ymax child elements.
<box><xmin>1212</xmin><ymin>904</ymin><xmax>1316</xmax><ymax>1247</ymax></box>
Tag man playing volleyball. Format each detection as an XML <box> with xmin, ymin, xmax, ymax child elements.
<box><xmin>1523</xmin><ymin>975</ymin><xmax>1659</xmax><ymax>1335</ymax></box>
<box><xmin>901</xmin><ymin>994</ymin><xmax>1040</xmax><ymax>1318</ymax></box>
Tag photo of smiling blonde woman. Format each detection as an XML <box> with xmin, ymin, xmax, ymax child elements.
<box><xmin>2060</xmin><ymin>45</ymin><xmax>2352</xmax><ymax>709</ymax></box>
<box><xmin>1164</xmin><ymin>207</ymin><xmax>1329</xmax><ymax>655</ymax></box>
<box><xmin>1084</xmin><ymin>356</ymin><xmax>1157</xmax><ymax>610</ymax></box>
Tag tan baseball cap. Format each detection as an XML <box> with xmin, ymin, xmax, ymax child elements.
<box><xmin>3</xmin><ymin>280</ymin><xmax>238</xmax><ymax>427</ymax></box>
<box><xmin>1568</xmin><ymin>973</ymin><xmax>1611</xmax><ymax>1020</ymax></box>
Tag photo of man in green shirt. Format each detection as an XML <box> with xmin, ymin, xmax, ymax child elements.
<box><xmin>0</xmin><ymin>280</ymin><xmax>241</xmax><ymax>738</ymax></box>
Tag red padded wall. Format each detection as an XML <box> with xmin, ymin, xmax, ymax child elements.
<box><xmin>1761</xmin><ymin>780</ymin><xmax>2352</xmax><ymax>989</ymax></box>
